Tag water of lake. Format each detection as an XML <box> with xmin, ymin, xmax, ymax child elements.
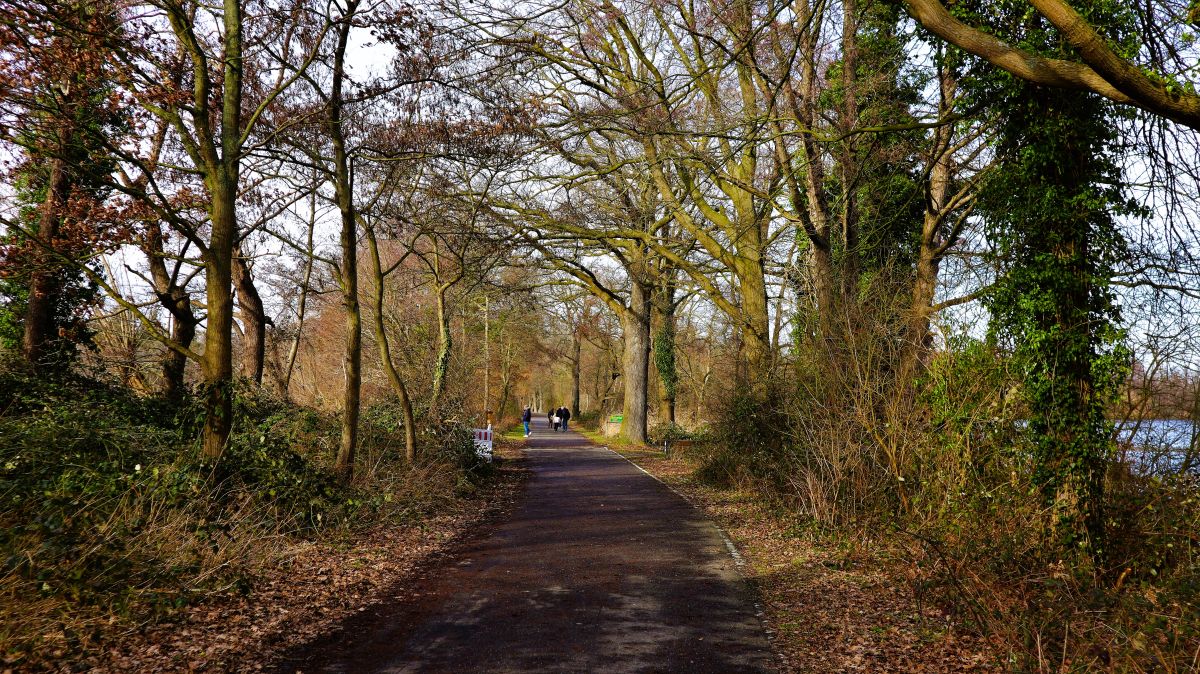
<box><xmin>1113</xmin><ymin>419</ymin><xmax>1198</xmax><ymax>474</ymax></box>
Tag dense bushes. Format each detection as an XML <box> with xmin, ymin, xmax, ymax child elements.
<box><xmin>909</xmin><ymin>342</ymin><xmax>1199</xmax><ymax>671</ymax></box>
<box><xmin>687</xmin><ymin>302</ymin><xmax>1200</xmax><ymax>670</ymax></box>
<box><xmin>0</xmin><ymin>364</ymin><xmax>492</xmax><ymax>661</ymax></box>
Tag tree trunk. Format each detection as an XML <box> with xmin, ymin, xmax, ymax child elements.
<box><xmin>22</xmin><ymin>152</ymin><xmax>70</xmax><ymax>368</ymax></box>
<box><xmin>838</xmin><ymin>0</ymin><xmax>861</xmax><ymax>295</ymax></box>
<box><xmin>201</xmin><ymin>180</ymin><xmax>237</xmax><ymax>460</ymax></box>
<box><xmin>430</xmin><ymin>284</ymin><xmax>452</xmax><ymax>413</ymax></box>
<box><xmin>232</xmin><ymin>242</ymin><xmax>266</xmax><ymax>385</ymax></box>
<box><xmin>145</xmin><ymin>222</ymin><xmax>197</xmax><ymax>401</ymax></box>
<box><xmin>652</xmin><ymin>287</ymin><xmax>677</xmax><ymax>425</ymax></box>
<box><xmin>808</xmin><ymin>241</ymin><xmax>837</xmax><ymax>335</ymax></box>
<box><xmin>283</xmin><ymin>185</ymin><xmax>318</xmax><ymax>399</ymax></box>
<box><xmin>330</xmin><ymin>3</ymin><xmax>360</xmax><ymax>480</ymax></box>
<box><xmin>571</xmin><ymin>330</ymin><xmax>582</xmax><ymax>417</ymax></box>
<box><xmin>162</xmin><ymin>292</ymin><xmax>196</xmax><ymax>401</ymax></box>
<box><xmin>498</xmin><ymin>334</ymin><xmax>513</xmax><ymax>420</ymax></box>
<box><xmin>794</xmin><ymin>2</ymin><xmax>837</xmax><ymax>334</ymax></box>
<box><xmin>621</xmin><ymin>279</ymin><xmax>651</xmax><ymax>445</ymax></box>
<box><xmin>335</xmin><ymin>194</ymin><xmax>360</xmax><ymax>479</ymax></box>
<box><xmin>906</xmin><ymin>65</ymin><xmax>957</xmax><ymax>379</ymax></box>
<box><xmin>735</xmin><ymin>254</ymin><xmax>772</xmax><ymax>385</ymax></box>
<box><xmin>365</xmin><ymin>225</ymin><xmax>417</xmax><ymax>461</ymax></box>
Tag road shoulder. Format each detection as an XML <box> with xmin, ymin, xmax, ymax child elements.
<box><xmin>610</xmin><ymin>446</ymin><xmax>1004</xmax><ymax>674</ymax></box>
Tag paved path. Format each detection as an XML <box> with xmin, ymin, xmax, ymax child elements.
<box><xmin>289</xmin><ymin>417</ymin><xmax>775</xmax><ymax>673</ymax></box>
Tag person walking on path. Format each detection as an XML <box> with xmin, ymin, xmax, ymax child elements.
<box><xmin>522</xmin><ymin>405</ymin><xmax>532</xmax><ymax>437</ymax></box>
<box><xmin>559</xmin><ymin>405</ymin><xmax>571</xmax><ymax>432</ymax></box>
<box><xmin>547</xmin><ymin>409</ymin><xmax>555</xmax><ymax>431</ymax></box>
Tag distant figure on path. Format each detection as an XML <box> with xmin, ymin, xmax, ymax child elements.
<box><xmin>547</xmin><ymin>409</ymin><xmax>555</xmax><ymax>430</ymax></box>
<box><xmin>558</xmin><ymin>406</ymin><xmax>571</xmax><ymax>432</ymax></box>
<box><xmin>552</xmin><ymin>409</ymin><xmax>560</xmax><ymax>431</ymax></box>
<box><xmin>521</xmin><ymin>405</ymin><xmax>531</xmax><ymax>437</ymax></box>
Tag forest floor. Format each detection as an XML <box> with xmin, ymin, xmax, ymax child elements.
<box><xmin>45</xmin><ymin>442</ymin><xmax>529</xmax><ymax>674</ymax></box>
<box><xmin>605</xmin><ymin>444</ymin><xmax>1008</xmax><ymax>674</ymax></box>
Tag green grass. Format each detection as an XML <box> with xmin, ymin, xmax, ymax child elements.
<box><xmin>500</xmin><ymin>424</ymin><xmax>527</xmax><ymax>441</ymax></box>
<box><xmin>579</xmin><ymin>426</ymin><xmax>643</xmax><ymax>448</ymax></box>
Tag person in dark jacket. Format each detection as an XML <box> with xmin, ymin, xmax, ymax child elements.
<box><xmin>558</xmin><ymin>406</ymin><xmax>571</xmax><ymax>432</ymax></box>
<box><xmin>522</xmin><ymin>405</ymin><xmax>532</xmax><ymax>437</ymax></box>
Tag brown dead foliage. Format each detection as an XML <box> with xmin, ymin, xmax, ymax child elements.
<box><xmin>615</xmin><ymin>447</ymin><xmax>1006</xmax><ymax>674</ymax></box>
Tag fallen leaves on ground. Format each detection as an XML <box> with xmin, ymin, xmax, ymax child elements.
<box><xmin>616</xmin><ymin>447</ymin><xmax>1005</xmax><ymax>674</ymax></box>
<box><xmin>28</xmin><ymin>446</ymin><xmax>527</xmax><ymax>674</ymax></box>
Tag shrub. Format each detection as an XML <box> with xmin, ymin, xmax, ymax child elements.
<box><xmin>0</xmin><ymin>366</ymin><xmax>495</xmax><ymax>662</ymax></box>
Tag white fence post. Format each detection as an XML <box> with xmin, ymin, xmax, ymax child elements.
<box><xmin>472</xmin><ymin>424</ymin><xmax>494</xmax><ymax>462</ymax></box>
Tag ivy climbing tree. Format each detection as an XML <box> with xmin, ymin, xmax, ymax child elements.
<box><xmin>978</xmin><ymin>2</ymin><xmax>1140</xmax><ymax>561</ymax></box>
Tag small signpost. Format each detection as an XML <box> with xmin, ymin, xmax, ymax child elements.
<box><xmin>472</xmin><ymin>425</ymin><xmax>494</xmax><ymax>462</ymax></box>
<box><xmin>603</xmin><ymin>414</ymin><xmax>624</xmax><ymax>437</ymax></box>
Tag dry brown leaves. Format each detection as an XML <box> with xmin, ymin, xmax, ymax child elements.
<box><xmin>25</xmin><ymin>444</ymin><xmax>527</xmax><ymax>674</ymax></box>
<box><xmin>616</xmin><ymin>447</ymin><xmax>1006</xmax><ymax>674</ymax></box>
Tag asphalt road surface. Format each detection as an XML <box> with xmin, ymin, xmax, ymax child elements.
<box><xmin>284</xmin><ymin>416</ymin><xmax>776</xmax><ymax>673</ymax></box>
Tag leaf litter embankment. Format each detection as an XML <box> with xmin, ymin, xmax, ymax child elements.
<box><xmin>613</xmin><ymin>447</ymin><xmax>1002</xmax><ymax>674</ymax></box>
<box><xmin>34</xmin><ymin>444</ymin><xmax>528</xmax><ymax>674</ymax></box>
<box><xmin>91</xmin><ymin>446</ymin><xmax>523</xmax><ymax>671</ymax></box>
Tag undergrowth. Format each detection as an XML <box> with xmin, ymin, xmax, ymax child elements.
<box><xmin>687</xmin><ymin>322</ymin><xmax>1200</xmax><ymax>671</ymax></box>
<box><xmin>0</xmin><ymin>365</ymin><xmax>490</xmax><ymax>665</ymax></box>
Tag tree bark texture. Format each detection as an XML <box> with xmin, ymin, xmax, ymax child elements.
<box><xmin>22</xmin><ymin>151</ymin><xmax>71</xmax><ymax>367</ymax></box>
<box><xmin>145</xmin><ymin>222</ymin><xmax>197</xmax><ymax>401</ymax></box>
<box><xmin>366</xmin><ymin>225</ymin><xmax>417</xmax><ymax>461</ymax></box>
<box><xmin>622</xmin><ymin>279</ymin><xmax>651</xmax><ymax>445</ymax></box>
<box><xmin>430</xmin><ymin>284</ymin><xmax>452</xmax><ymax>413</ymax></box>
<box><xmin>233</xmin><ymin>242</ymin><xmax>266</xmax><ymax>385</ymax></box>
<box><xmin>330</xmin><ymin>3</ymin><xmax>361</xmax><ymax>479</ymax></box>
<box><xmin>571</xmin><ymin>330</ymin><xmax>582</xmax><ymax>417</ymax></box>
<box><xmin>651</xmin><ymin>286</ymin><xmax>677</xmax><ymax>425</ymax></box>
<box><xmin>201</xmin><ymin>179</ymin><xmax>237</xmax><ymax>460</ymax></box>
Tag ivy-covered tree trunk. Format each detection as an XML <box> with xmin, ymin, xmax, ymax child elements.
<box><xmin>652</xmin><ymin>287</ymin><xmax>677</xmax><ymax>425</ymax></box>
<box><xmin>984</xmin><ymin>82</ymin><xmax>1131</xmax><ymax>559</ymax></box>
<box><xmin>10</xmin><ymin>7</ymin><xmax>110</xmax><ymax>372</ymax></box>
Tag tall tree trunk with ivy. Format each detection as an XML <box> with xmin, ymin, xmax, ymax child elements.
<box><xmin>5</xmin><ymin>2</ymin><xmax>115</xmax><ymax>372</ymax></box>
<box><xmin>983</xmin><ymin>81</ymin><xmax>1133</xmax><ymax>561</ymax></box>
<box><xmin>22</xmin><ymin>148</ymin><xmax>72</xmax><ymax>367</ymax></box>
<box><xmin>652</xmin><ymin>284</ymin><xmax>677</xmax><ymax>425</ymax></box>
